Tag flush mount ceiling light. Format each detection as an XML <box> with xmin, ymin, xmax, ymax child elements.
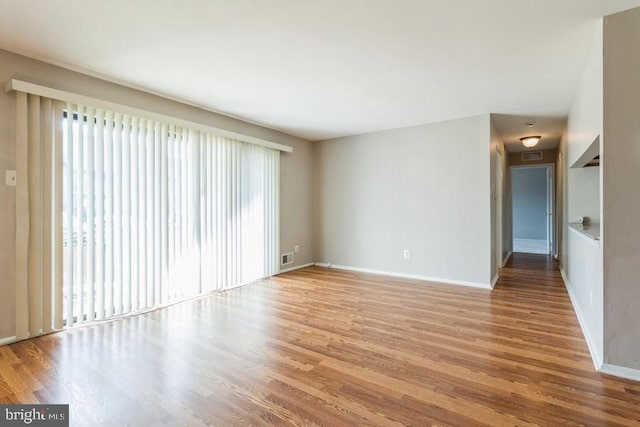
<box><xmin>520</xmin><ymin>136</ymin><xmax>541</xmax><ymax>148</ymax></box>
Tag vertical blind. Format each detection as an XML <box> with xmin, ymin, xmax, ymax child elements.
<box><xmin>15</xmin><ymin>94</ymin><xmax>65</xmax><ymax>340</ymax></box>
<box><xmin>15</xmin><ymin>94</ymin><xmax>280</xmax><ymax>337</ymax></box>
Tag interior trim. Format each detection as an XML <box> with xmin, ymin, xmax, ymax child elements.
<box><xmin>5</xmin><ymin>78</ymin><xmax>293</xmax><ymax>153</ymax></box>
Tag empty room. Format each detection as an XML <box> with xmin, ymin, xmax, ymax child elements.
<box><xmin>1</xmin><ymin>1</ymin><xmax>640</xmax><ymax>425</ymax></box>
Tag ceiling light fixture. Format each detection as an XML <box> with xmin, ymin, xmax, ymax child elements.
<box><xmin>520</xmin><ymin>136</ymin><xmax>541</xmax><ymax>148</ymax></box>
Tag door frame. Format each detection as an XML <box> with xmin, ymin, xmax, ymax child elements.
<box><xmin>510</xmin><ymin>163</ymin><xmax>556</xmax><ymax>256</ymax></box>
<box><xmin>496</xmin><ymin>148</ymin><xmax>503</xmax><ymax>270</ymax></box>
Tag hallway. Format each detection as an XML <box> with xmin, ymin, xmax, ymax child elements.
<box><xmin>502</xmin><ymin>252</ymin><xmax>559</xmax><ymax>273</ymax></box>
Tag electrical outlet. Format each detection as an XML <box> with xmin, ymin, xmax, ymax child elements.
<box><xmin>294</xmin><ymin>245</ymin><xmax>300</xmax><ymax>254</ymax></box>
<box><xmin>5</xmin><ymin>170</ymin><xmax>16</xmax><ymax>187</ymax></box>
<box><xmin>403</xmin><ymin>249</ymin><xmax>410</xmax><ymax>259</ymax></box>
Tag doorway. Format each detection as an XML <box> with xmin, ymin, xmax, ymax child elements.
<box><xmin>511</xmin><ymin>165</ymin><xmax>554</xmax><ymax>255</ymax></box>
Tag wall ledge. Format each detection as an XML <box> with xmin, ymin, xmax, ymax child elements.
<box><xmin>568</xmin><ymin>223</ymin><xmax>600</xmax><ymax>246</ymax></box>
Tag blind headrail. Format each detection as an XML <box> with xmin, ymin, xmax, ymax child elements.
<box><xmin>5</xmin><ymin>78</ymin><xmax>293</xmax><ymax>153</ymax></box>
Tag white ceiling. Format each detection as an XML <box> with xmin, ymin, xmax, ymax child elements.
<box><xmin>1</xmin><ymin>1</ymin><xmax>639</xmax><ymax>142</ymax></box>
<box><xmin>492</xmin><ymin>114</ymin><xmax>567</xmax><ymax>153</ymax></box>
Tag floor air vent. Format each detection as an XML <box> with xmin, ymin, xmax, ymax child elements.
<box><xmin>281</xmin><ymin>252</ymin><xmax>294</xmax><ymax>266</ymax></box>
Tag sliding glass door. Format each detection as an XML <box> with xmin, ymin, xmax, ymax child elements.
<box><xmin>61</xmin><ymin>104</ymin><xmax>279</xmax><ymax>326</ymax></box>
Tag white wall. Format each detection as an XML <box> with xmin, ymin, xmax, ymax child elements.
<box><xmin>566</xmin><ymin>25</ymin><xmax>603</xmax><ymax>168</ymax></box>
<box><xmin>566</xmin><ymin>229</ymin><xmax>603</xmax><ymax>366</ymax></box>
<box><xmin>603</xmin><ymin>7</ymin><xmax>640</xmax><ymax>370</ymax></box>
<box><xmin>314</xmin><ymin>114</ymin><xmax>493</xmax><ymax>287</ymax></box>
<box><xmin>0</xmin><ymin>49</ymin><xmax>314</xmax><ymax>340</ymax></box>
<box><xmin>558</xmin><ymin>135</ymin><xmax>567</xmax><ymax>268</ymax></box>
<box><xmin>567</xmin><ymin>167</ymin><xmax>600</xmax><ymax>223</ymax></box>
<box><xmin>561</xmin><ymin>20</ymin><xmax>604</xmax><ymax>366</ymax></box>
<box><xmin>489</xmin><ymin>118</ymin><xmax>500</xmax><ymax>280</ymax></box>
<box><xmin>280</xmin><ymin>141</ymin><xmax>314</xmax><ymax>267</ymax></box>
<box><xmin>501</xmin><ymin>147</ymin><xmax>513</xmax><ymax>264</ymax></box>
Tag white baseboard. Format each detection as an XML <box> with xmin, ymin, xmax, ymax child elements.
<box><xmin>599</xmin><ymin>363</ymin><xmax>640</xmax><ymax>382</ymax></box>
<box><xmin>491</xmin><ymin>274</ymin><xmax>499</xmax><ymax>289</ymax></box>
<box><xmin>316</xmin><ymin>263</ymin><xmax>492</xmax><ymax>290</ymax></box>
<box><xmin>0</xmin><ymin>336</ymin><xmax>17</xmax><ymax>346</ymax></box>
<box><xmin>557</xmin><ymin>269</ymin><xmax>640</xmax><ymax>382</ymax></box>
<box><xmin>502</xmin><ymin>251</ymin><xmax>512</xmax><ymax>267</ymax></box>
<box><xmin>560</xmin><ymin>267</ymin><xmax>603</xmax><ymax>370</ymax></box>
<box><xmin>278</xmin><ymin>262</ymin><xmax>315</xmax><ymax>274</ymax></box>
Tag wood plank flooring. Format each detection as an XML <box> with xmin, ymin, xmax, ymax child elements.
<box><xmin>2</xmin><ymin>253</ymin><xmax>640</xmax><ymax>426</ymax></box>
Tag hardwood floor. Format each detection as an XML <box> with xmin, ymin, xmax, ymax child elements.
<box><xmin>2</xmin><ymin>253</ymin><xmax>640</xmax><ymax>426</ymax></box>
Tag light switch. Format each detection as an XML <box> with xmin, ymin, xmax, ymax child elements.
<box><xmin>5</xmin><ymin>170</ymin><xmax>16</xmax><ymax>187</ymax></box>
